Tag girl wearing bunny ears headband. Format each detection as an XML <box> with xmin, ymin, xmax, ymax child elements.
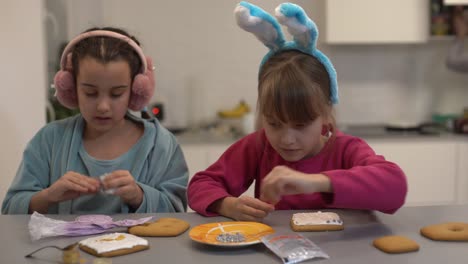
<box><xmin>235</xmin><ymin>1</ymin><xmax>338</xmax><ymax>135</ymax></box>
<box><xmin>187</xmin><ymin>2</ymin><xmax>407</xmax><ymax>221</ymax></box>
<box><xmin>54</xmin><ymin>27</ymin><xmax>155</xmax><ymax>111</ymax></box>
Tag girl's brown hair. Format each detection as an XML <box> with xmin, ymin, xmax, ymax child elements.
<box><xmin>257</xmin><ymin>50</ymin><xmax>335</xmax><ymax>132</ymax></box>
<box><xmin>70</xmin><ymin>27</ymin><xmax>142</xmax><ymax>81</ymax></box>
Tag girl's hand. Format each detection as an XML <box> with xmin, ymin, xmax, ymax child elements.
<box><xmin>213</xmin><ymin>196</ymin><xmax>275</xmax><ymax>222</ymax></box>
<box><xmin>101</xmin><ymin>170</ymin><xmax>143</xmax><ymax>209</ymax></box>
<box><xmin>45</xmin><ymin>171</ymin><xmax>100</xmax><ymax>203</ymax></box>
<box><xmin>260</xmin><ymin>165</ymin><xmax>332</xmax><ymax>204</ymax></box>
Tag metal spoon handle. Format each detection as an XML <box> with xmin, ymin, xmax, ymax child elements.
<box><xmin>25</xmin><ymin>243</ymin><xmax>77</xmax><ymax>258</ymax></box>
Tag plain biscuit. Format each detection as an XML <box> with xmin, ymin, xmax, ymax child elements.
<box><xmin>128</xmin><ymin>217</ymin><xmax>190</xmax><ymax>237</ymax></box>
<box><xmin>373</xmin><ymin>235</ymin><xmax>419</xmax><ymax>254</ymax></box>
<box><xmin>420</xmin><ymin>222</ymin><xmax>468</xmax><ymax>241</ymax></box>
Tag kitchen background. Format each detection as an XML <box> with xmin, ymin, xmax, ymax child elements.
<box><xmin>43</xmin><ymin>0</ymin><xmax>468</xmax><ymax>129</ymax></box>
<box><xmin>2</xmin><ymin>0</ymin><xmax>468</xmax><ymax>204</ymax></box>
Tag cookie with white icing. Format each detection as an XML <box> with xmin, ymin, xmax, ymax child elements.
<box><xmin>290</xmin><ymin>211</ymin><xmax>344</xmax><ymax>232</ymax></box>
<box><xmin>79</xmin><ymin>232</ymin><xmax>149</xmax><ymax>257</ymax></box>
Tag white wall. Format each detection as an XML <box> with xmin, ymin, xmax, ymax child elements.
<box><xmin>0</xmin><ymin>1</ymin><xmax>47</xmax><ymax>202</ymax></box>
<box><xmin>65</xmin><ymin>0</ymin><xmax>103</xmax><ymax>40</ymax></box>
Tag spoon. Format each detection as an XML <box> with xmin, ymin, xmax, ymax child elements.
<box><xmin>25</xmin><ymin>242</ymin><xmax>78</xmax><ymax>258</ymax></box>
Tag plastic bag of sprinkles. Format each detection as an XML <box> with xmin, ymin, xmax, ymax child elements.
<box><xmin>261</xmin><ymin>233</ymin><xmax>329</xmax><ymax>264</ymax></box>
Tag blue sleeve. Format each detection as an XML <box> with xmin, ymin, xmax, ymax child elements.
<box><xmin>134</xmin><ymin>144</ymin><xmax>188</xmax><ymax>213</ymax></box>
<box><xmin>124</xmin><ymin>124</ymin><xmax>188</xmax><ymax>213</ymax></box>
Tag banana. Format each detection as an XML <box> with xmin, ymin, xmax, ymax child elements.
<box><xmin>217</xmin><ymin>100</ymin><xmax>251</xmax><ymax>118</ymax></box>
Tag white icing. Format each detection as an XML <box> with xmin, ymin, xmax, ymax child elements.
<box><xmin>292</xmin><ymin>211</ymin><xmax>343</xmax><ymax>226</ymax></box>
<box><xmin>79</xmin><ymin>232</ymin><xmax>148</xmax><ymax>254</ymax></box>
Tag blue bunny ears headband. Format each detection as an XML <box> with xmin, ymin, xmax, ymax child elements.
<box><xmin>234</xmin><ymin>1</ymin><xmax>339</xmax><ymax>104</ymax></box>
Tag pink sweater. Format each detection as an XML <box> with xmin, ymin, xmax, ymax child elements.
<box><xmin>188</xmin><ymin>130</ymin><xmax>407</xmax><ymax>216</ymax></box>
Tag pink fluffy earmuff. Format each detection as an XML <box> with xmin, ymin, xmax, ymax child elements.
<box><xmin>53</xmin><ymin>30</ymin><xmax>155</xmax><ymax>111</ymax></box>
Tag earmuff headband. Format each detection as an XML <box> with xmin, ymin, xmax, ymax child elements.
<box><xmin>54</xmin><ymin>29</ymin><xmax>155</xmax><ymax>111</ymax></box>
<box><xmin>59</xmin><ymin>30</ymin><xmax>147</xmax><ymax>73</ymax></box>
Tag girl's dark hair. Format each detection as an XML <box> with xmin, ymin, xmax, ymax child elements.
<box><xmin>70</xmin><ymin>27</ymin><xmax>142</xmax><ymax>81</ymax></box>
<box><xmin>257</xmin><ymin>50</ymin><xmax>335</xmax><ymax>131</ymax></box>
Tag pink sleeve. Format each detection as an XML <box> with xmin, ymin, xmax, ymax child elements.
<box><xmin>187</xmin><ymin>133</ymin><xmax>263</xmax><ymax>216</ymax></box>
<box><xmin>323</xmin><ymin>138</ymin><xmax>407</xmax><ymax>214</ymax></box>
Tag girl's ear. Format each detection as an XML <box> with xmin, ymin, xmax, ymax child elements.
<box><xmin>234</xmin><ymin>1</ymin><xmax>285</xmax><ymax>51</ymax></box>
<box><xmin>321</xmin><ymin>124</ymin><xmax>330</xmax><ymax>136</ymax></box>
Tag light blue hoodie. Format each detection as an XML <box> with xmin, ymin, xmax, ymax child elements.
<box><xmin>2</xmin><ymin>114</ymin><xmax>188</xmax><ymax>214</ymax></box>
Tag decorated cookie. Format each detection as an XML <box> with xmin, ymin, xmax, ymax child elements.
<box><xmin>79</xmin><ymin>233</ymin><xmax>149</xmax><ymax>257</ymax></box>
<box><xmin>373</xmin><ymin>235</ymin><xmax>419</xmax><ymax>254</ymax></box>
<box><xmin>290</xmin><ymin>211</ymin><xmax>344</xmax><ymax>232</ymax></box>
<box><xmin>420</xmin><ymin>222</ymin><xmax>468</xmax><ymax>241</ymax></box>
<box><xmin>128</xmin><ymin>217</ymin><xmax>190</xmax><ymax>237</ymax></box>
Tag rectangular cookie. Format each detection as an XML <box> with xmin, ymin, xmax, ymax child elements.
<box><xmin>79</xmin><ymin>233</ymin><xmax>149</xmax><ymax>257</ymax></box>
<box><xmin>290</xmin><ymin>212</ymin><xmax>344</xmax><ymax>232</ymax></box>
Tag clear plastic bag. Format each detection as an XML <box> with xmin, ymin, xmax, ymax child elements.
<box><xmin>261</xmin><ymin>233</ymin><xmax>329</xmax><ymax>264</ymax></box>
<box><xmin>28</xmin><ymin>212</ymin><xmax>153</xmax><ymax>241</ymax></box>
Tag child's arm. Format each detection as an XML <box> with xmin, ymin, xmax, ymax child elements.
<box><xmin>209</xmin><ymin>196</ymin><xmax>274</xmax><ymax>222</ymax></box>
<box><xmin>322</xmin><ymin>137</ymin><xmax>407</xmax><ymax>214</ymax></box>
<box><xmin>125</xmin><ymin>131</ymin><xmax>189</xmax><ymax>213</ymax></box>
<box><xmin>260</xmin><ymin>137</ymin><xmax>406</xmax><ymax>214</ymax></box>
<box><xmin>188</xmin><ymin>133</ymin><xmax>265</xmax><ymax>219</ymax></box>
<box><xmin>260</xmin><ymin>166</ymin><xmax>332</xmax><ymax>204</ymax></box>
<box><xmin>2</xmin><ymin>129</ymin><xmax>54</xmax><ymax>214</ymax></box>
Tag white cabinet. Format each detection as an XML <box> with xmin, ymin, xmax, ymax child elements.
<box><xmin>457</xmin><ymin>142</ymin><xmax>468</xmax><ymax>205</ymax></box>
<box><xmin>181</xmin><ymin>144</ymin><xmax>210</xmax><ymax>178</ymax></box>
<box><xmin>325</xmin><ymin>0</ymin><xmax>429</xmax><ymax>44</ymax></box>
<box><xmin>368</xmin><ymin>140</ymin><xmax>458</xmax><ymax>206</ymax></box>
<box><xmin>444</xmin><ymin>0</ymin><xmax>468</xmax><ymax>5</ymax></box>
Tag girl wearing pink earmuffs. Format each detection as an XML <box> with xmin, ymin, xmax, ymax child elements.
<box><xmin>2</xmin><ymin>27</ymin><xmax>188</xmax><ymax>214</ymax></box>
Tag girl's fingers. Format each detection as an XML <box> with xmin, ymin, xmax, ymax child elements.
<box><xmin>239</xmin><ymin>197</ymin><xmax>274</xmax><ymax>219</ymax></box>
<box><xmin>248</xmin><ymin>198</ymin><xmax>275</xmax><ymax>212</ymax></box>
<box><xmin>101</xmin><ymin>171</ymin><xmax>132</xmax><ymax>189</ymax></box>
<box><xmin>260</xmin><ymin>192</ymin><xmax>280</xmax><ymax>205</ymax></box>
<box><xmin>238</xmin><ymin>213</ymin><xmax>263</xmax><ymax>222</ymax></box>
<box><xmin>65</xmin><ymin>173</ymin><xmax>99</xmax><ymax>192</ymax></box>
<box><xmin>260</xmin><ymin>182</ymin><xmax>282</xmax><ymax>204</ymax></box>
<box><xmin>66</xmin><ymin>179</ymin><xmax>93</xmax><ymax>193</ymax></box>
